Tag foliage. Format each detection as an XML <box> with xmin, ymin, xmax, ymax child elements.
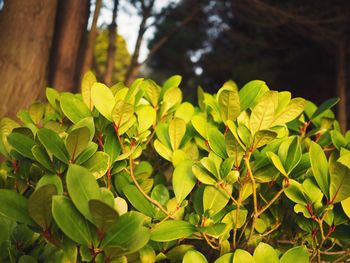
<box><xmin>0</xmin><ymin>74</ymin><xmax>349</xmax><ymax>262</ymax></box>
<box><xmin>94</xmin><ymin>29</ymin><xmax>131</xmax><ymax>83</ymax></box>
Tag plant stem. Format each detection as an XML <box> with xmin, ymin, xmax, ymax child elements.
<box><xmin>202</xmin><ymin>233</ymin><xmax>220</xmax><ymax>250</ymax></box>
<box><xmin>233</xmin><ymin>198</ymin><xmax>241</xmax><ymax>249</ymax></box>
<box><xmin>113</xmin><ymin>122</ymin><xmax>125</xmax><ymax>153</ymax></box>
<box><xmin>129</xmin><ymin>157</ymin><xmax>171</xmax><ymax>217</ymax></box>
<box><xmin>257</xmin><ymin>188</ymin><xmax>284</xmax><ymax>217</ymax></box>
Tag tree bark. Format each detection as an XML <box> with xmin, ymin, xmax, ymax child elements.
<box><xmin>0</xmin><ymin>0</ymin><xmax>58</xmax><ymax>118</ymax></box>
<box><xmin>80</xmin><ymin>0</ymin><xmax>102</xmax><ymax>80</ymax></box>
<box><xmin>49</xmin><ymin>0</ymin><xmax>89</xmax><ymax>92</ymax></box>
<box><xmin>104</xmin><ymin>0</ymin><xmax>119</xmax><ymax>86</ymax></box>
<box><xmin>336</xmin><ymin>41</ymin><xmax>347</xmax><ymax>133</ymax></box>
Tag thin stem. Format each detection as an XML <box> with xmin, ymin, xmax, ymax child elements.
<box><xmin>233</xmin><ymin>198</ymin><xmax>241</xmax><ymax>249</ymax></box>
<box><xmin>129</xmin><ymin>157</ymin><xmax>171</xmax><ymax>217</ymax></box>
<box><xmin>113</xmin><ymin>122</ymin><xmax>125</xmax><ymax>153</ymax></box>
<box><xmin>244</xmin><ymin>152</ymin><xmax>258</xmax><ymax>215</ymax></box>
<box><xmin>257</xmin><ymin>188</ymin><xmax>284</xmax><ymax>217</ymax></box>
<box><xmin>202</xmin><ymin>233</ymin><xmax>220</xmax><ymax>250</ymax></box>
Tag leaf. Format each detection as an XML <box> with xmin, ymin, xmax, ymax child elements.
<box><xmin>183</xmin><ymin>250</ymin><xmax>208</xmax><ymax>263</ymax></box>
<box><xmin>28</xmin><ymin>102</ymin><xmax>45</xmax><ymax>125</ymax></box>
<box><xmin>207</xmin><ymin>128</ymin><xmax>227</xmax><ymax>158</ymax></box>
<box><xmin>154</xmin><ymin>139</ymin><xmax>172</xmax><ymax>161</ymax></box>
<box><xmin>0</xmin><ymin>117</ymin><xmax>19</xmax><ymax>158</ymax></box>
<box><xmin>7</xmin><ymin>132</ymin><xmax>36</xmax><ymax>159</ymax></box>
<box><xmin>46</xmin><ymin>88</ymin><xmax>60</xmax><ymax>110</ymax></box>
<box><xmin>81</xmin><ymin>70</ymin><xmax>97</xmax><ymax>111</ymax></box>
<box><xmin>0</xmin><ymin>189</ymin><xmax>35</xmax><ymax>226</ymax></box>
<box><xmin>284</xmin><ymin>179</ymin><xmax>307</xmax><ymax>205</ymax></box>
<box><xmin>203</xmin><ymin>185</ymin><xmax>232</xmax><ymax>215</ymax></box>
<box><xmin>192</xmin><ymin>164</ymin><xmax>217</xmax><ymax>185</ymax></box>
<box><xmin>32</xmin><ymin>145</ymin><xmax>54</xmax><ymax>172</ymax></box>
<box><xmin>60</xmin><ymin>93</ymin><xmax>91</xmax><ymax>123</ymax></box>
<box><xmin>266</xmin><ymin>151</ymin><xmax>287</xmax><ymax>176</ymax></box>
<box><xmin>271</xmin><ymin>98</ymin><xmax>305</xmax><ymax>126</ymax></box>
<box><xmin>311</xmin><ymin>97</ymin><xmax>339</xmax><ymax>120</ymax></box>
<box><xmin>280</xmin><ymin>246</ymin><xmax>309</xmax><ymax>263</ymax></box>
<box><xmin>91</xmin><ymin>83</ymin><xmax>115</xmax><ymax>121</ymax></box>
<box><xmin>150</xmin><ymin>220</ymin><xmax>195</xmax><ymax>242</ymax></box>
<box><xmin>329</xmin><ymin>161</ymin><xmax>350</xmax><ymax>203</ymax></box>
<box><xmin>341</xmin><ymin>197</ymin><xmax>350</xmax><ymax>218</ymax></box>
<box><xmin>143</xmin><ymin>80</ymin><xmax>160</xmax><ymax>106</ymax></box>
<box><xmin>253</xmin><ymin>130</ymin><xmax>277</xmax><ymax>149</ymax></box>
<box><xmin>198</xmin><ymin>223</ymin><xmax>226</xmax><ymax>238</ymax></box>
<box><xmin>175</xmin><ymin>102</ymin><xmax>195</xmax><ymax>123</ymax></box>
<box><xmin>123</xmin><ymin>185</ymin><xmax>155</xmax><ymax>218</ymax></box>
<box><xmin>82</xmin><ymin>151</ymin><xmax>110</xmax><ymax>179</ymax></box>
<box><xmin>36</xmin><ymin>174</ymin><xmax>63</xmax><ymax>195</ymax></box>
<box><xmin>112</xmin><ymin>100</ymin><xmax>134</xmax><ymax>128</ymax></box>
<box><xmin>52</xmin><ymin>196</ymin><xmax>93</xmax><ymax>247</ymax></box>
<box><xmin>101</xmin><ymin>211</ymin><xmax>148</xmax><ymax>248</ymax></box>
<box><xmin>218</xmin><ymin>81</ymin><xmax>240</xmax><ymax>123</ymax></box>
<box><xmin>309</xmin><ymin>141</ymin><xmax>329</xmax><ymax>197</ymax></box>
<box><xmin>214</xmin><ymin>253</ymin><xmax>233</xmax><ymax>263</ymax></box>
<box><xmin>66</xmin><ymin>127</ymin><xmax>90</xmax><ymax>161</ymax></box>
<box><xmin>239</xmin><ymin>80</ymin><xmax>269</xmax><ymax>111</ymax></box>
<box><xmin>137</xmin><ymin>105</ymin><xmax>156</xmax><ymax>133</ymax></box>
<box><xmin>191</xmin><ymin>115</ymin><xmax>207</xmax><ymax>138</ymax></box>
<box><xmin>279</xmin><ymin>136</ymin><xmax>302</xmax><ymax>174</ymax></box>
<box><xmin>37</xmin><ymin>128</ymin><xmax>70</xmax><ymax>164</ymax></box>
<box><xmin>233</xmin><ymin>249</ymin><xmax>254</xmax><ymax>263</ymax></box>
<box><xmin>75</xmin><ymin>141</ymin><xmax>98</xmax><ymax>164</ymax></box>
<box><xmin>249</xmin><ymin>91</ymin><xmax>278</xmax><ymax>134</ymax></box>
<box><xmin>168</xmin><ymin>118</ymin><xmax>186</xmax><ymax>151</ymax></box>
<box><xmin>28</xmin><ymin>184</ymin><xmax>57</xmax><ymax>229</ymax></box>
<box><xmin>72</xmin><ymin>116</ymin><xmax>95</xmax><ymax>141</ymax></box>
<box><xmin>162</xmin><ymin>75</ymin><xmax>182</xmax><ymax>92</ymax></box>
<box><xmin>162</xmin><ymin>87</ymin><xmax>182</xmax><ymax>113</ymax></box>
<box><xmin>253</xmin><ymin>242</ymin><xmax>279</xmax><ymax>263</ymax></box>
<box><xmin>172</xmin><ymin>160</ymin><xmax>197</xmax><ymax>205</ymax></box>
<box><xmin>89</xmin><ymin>199</ymin><xmax>118</xmax><ymax>231</ymax></box>
<box><xmin>66</xmin><ymin>164</ymin><xmax>101</xmax><ymax>223</ymax></box>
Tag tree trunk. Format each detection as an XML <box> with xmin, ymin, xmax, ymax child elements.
<box><xmin>49</xmin><ymin>0</ymin><xmax>89</xmax><ymax>92</ymax></box>
<box><xmin>0</xmin><ymin>0</ymin><xmax>57</xmax><ymax>118</ymax></box>
<box><xmin>80</xmin><ymin>0</ymin><xmax>102</xmax><ymax>80</ymax></box>
<box><xmin>104</xmin><ymin>0</ymin><xmax>119</xmax><ymax>86</ymax></box>
<box><xmin>336</xmin><ymin>41</ymin><xmax>347</xmax><ymax>133</ymax></box>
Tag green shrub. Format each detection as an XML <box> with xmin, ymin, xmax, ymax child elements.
<box><xmin>0</xmin><ymin>72</ymin><xmax>349</xmax><ymax>262</ymax></box>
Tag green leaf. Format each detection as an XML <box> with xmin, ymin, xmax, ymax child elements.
<box><xmin>112</xmin><ymin>100</ymin><xmax>134</xmax><ymax>128</ymax></box>
<box><xmin>284</xmin><ymin>179</ymin><xmax>307</xmax><ymax>205</ymax></box>
<box><xmin>253</xmin><ymin>130</ymin><xmax>277</xmax><ymax>149</ymax></box>
<box><xmin>150</xmin><ymin>220</ymin><xmax>195</xmax><ymax>242</ymax></box>
<box><xmin>162</xmin><ymin>75</ymin><xmax>182</xmax><ymax>92</ymax></box>
<box><xmin>37</xmin><ymin>128</ymin><xmax>70</xmax><ymax>164</ymax></box>
<box><xmin>101</xmin><ymin>211</ymin><xmax>148</xmax><ymax>249</ymax></box>
<box><xmin>280</xmin><ymin>246</ymin><xmax>309</xmax><ymax>263</ymax></box>
<box><xmin>123</xmin><ymin>185</ymin><xmax>155</xmax><ymax>218</ymax></box>
<box><xmin>91</xmin><ymin>83</ymin><xmax>115</xmax><ymax>121</ymax></box>
<box><xmin>203</xmin><ymin>185</ymin><xmax>232</xmax><ymax>215</ymax></box>
<box><xmin>137</xmin><ymin>105</ymin><xmax>156</xmax><ymax>133</ymax></box>
<box><xmin>81</xmin><ymin>70</ymin><xmax>97</xmax><ymax>111</ymax></box>
<box><xmin>266</xmin><ymin>151</ymin><xmax>287</xmax><ymax>176</ymax></box>
<box><xmin>198</xmin><ymin>223</ymin><xmax>226</xmax><ymax>238</ymax></box>
<box><xmin>183</xmin><ymin>250</ymin><xmax>208</xmax><ymax>263</ymax></box>
<box><xmin>0</xmin><ymin>117</ymin><xmax>19</xmax><ymax>158</ymax></box>
<box><xmin>191</xmin><ymin>115</ymin><xmax>207</xmax><ymax>138</ymax></box>
<box><xmin>214</xmin><ymin>253</ymin><xmax>233</xmax><ymax>263</ymax></box>
<box><xmin>89</xmin><ymin>199</ymin><xmax>118</xmax><ymax>231</ymax></box>
<box><xmin>169</xmin><ymin>118</ymin><xmax>186</xmax><ymax>151</ymax></box>
<box><xmin>75</xmin><ymin>141</ymin><xmax>98</xmax><ymax>164</ymax></box>
<box><xmin>249</xmin><ymin>91</ymin><xmax>278</xmax><ymax>134</ymax></box>
<box><xmin>311</xmin><ymin>97</ymin><xmax>339</xmax><ymax>120</ymax></box>
<box><xmin>233</xmin><ymin>249</ymin><xmax>254</xmax><ymax>263</ymax></box>
<box><xmin>7</xmin><ymin>132</ymin><xmax>36</xmax><ymax>159</ymax></box>
<box><xmin>309</xmin><ymin>141</ymin><xmax>329</xmax><ymax>197</ymax></box>
<box><xmin>143</xmin><ymin>80</ymin><xmax>160</xmax><ymax>107</ymax></box>
<box><xmin>172</xmin><ymin>160</ymin><xmax>197</xmax><ymax>204</ymax></box>
<box><xmin>66</xmin><ymin>164</ymin><xmax>101</xmax><ymax>223</ymax></box>
<box><xmin>207</xmin><ymin>128</ymin><xmax>227</xmax><ymax>158</ymax></box>
<box><xmin>28</xmin><ymin>184</ymin><xmax>57</xmax><ymax>229</ymax></box>
<box><xmin>46</xmin><ymin>88</ymin><xmax>60</xmax><ymax>110</ymax></box>
<box><xmin>32</xmin><ymin>145</ymin><xmax>54</xmax><ymax>172</ymax></box>
<box><xmin>239</xmin><ymin>80</ymin><xmax>269</xmax><ymax>111</ymax></box>
<box><xmin>337</xmin><ymin>148</ymin><xmax>350</xmax><ymax>169</ymax></box>
<box><xmin>72</xmin><ymin>116</ymin><xmax>95</xmax><ymax>141</ymax></box>
<box><xmin>192</xmin><ymin>164</ymin><xmax>217</xmax><ymax>185</ymax></box>
<box><xmin>154</xmin><ymin>139</ymin><xmax>172</xmax><ymax>162</ymax></box>
<box><xmin>52</xmin><ymin>196</ymin><xmax>93</xmax><ymax>247</ymax></box>
<box><xmin>329</xmin><ymin>160</ymin><xmax>350</xmax><ymax>203</ymax></box>
<box><xmin>253</xmin><ymin>242</ymin><xmax>279</xmax><ymax>263</ymax></box>
<box><xmin>175</xmin><ymin>102</ymin><xmax>195</xmax><ymax>123</ymax></box>
<box><xmin>28</xmin><ymin>102</ymin><xmax>45</xmax><ymax>125</ymax></box>
<box><xmin>279</xmin><ymin>136</ymin><xmax>302</xmax><ymax>174</ymax></box>
<box><xmin>302</xmin><ymin>178</ymin><xmax>323</xmax><ymax>204</ymax></box>
<box><xmin>271</xmin><ymin>98</ymin><xmax>305</xmax><ymax>126</ymax></box>
<box><xmin>162</xmin><ymin>87</ymin><xmax>182</xmax><ymax>113</ymax></box>
<box><xmin>82</xmin><ymin>151</ymin><xmax>110</xmax><ymax>179</ymax></box>
<box><xmin>341</xmin><ymin>197</ymin><xmax>350</xmax><ymax>218</ymax></box>
<box><xmin>60</xmin><ymin>93</ymin><xmax>91</xmax><ymax>123</ymax></box>
<box><xmin>36</xmin><ymin>174</ymin><xmax>63</xmax><ymax>195</ymax></box>
<box><xmin>218</xmin><ymin>81</ymin><xmax>240</xmax><ymax>123</ymax></box>
<box><xmin>0</xmin><ymin>189</ymin><xmax>35</xmax><ymax>225</ymax></box>
<box><xmin>66</xmin><ymin>127</ymin><xmax>90</xmax><ymax>161</ymax></box>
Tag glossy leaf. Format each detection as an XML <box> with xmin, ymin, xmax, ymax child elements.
<box><xmin>7</xmin><ymin>132</ymin><xmax>36</xmax><ymax>159</ymax></box>
<box><xmin>266</xmin><ymin>151</ymin><xmax>287</xmax><ymax>176</ymax></box>
<box><xmin>66</xmin><ymin>164</ymin><xmax>101</xmax><ymax>223</ymax></box>
<box><xmin>329</xmin><ymin>160</ymin><xmax>350</xmax><ymax>203</ymax></box>
<box><xmin>82</xmin><ymin>151</ymin><xmax>110</xmax><ymax>179</ymax></box>
<box><xmin>36</xmin><ymin>174</ymin><xmax>63</xmax><ymax>195</ymax></box>
<box><xmin>233</xmin><ymin>249</ymin><xmax>254</xmax><ymax>263</ymax></box>
<box><xmin>91</xmin><ymin>82</ymin><xmax>115</xmax><ymax>120</ymax></box>
<box><xmin>60</xmin><ymin>93</ymin><xmax>91</xmax><ymax>123</ymax></box>
<box><xmin>66</xmin><ymin>127</ymin><xmax>90</xmax><ymax>161</ymax></box>
<box><xmin>89</xmin><ymin>199</ymin><xmax>118</xmax><ymax>231</ymax></box>
<box><xmin>239</xmin><ymin>80</ymin><xmax>269</xmax><ymax>111</ymax></box>
<box><xmin>137</xmin><ymin>105</ymin><xmax>156</xmax><ymax>133</ymax></box>
<box><xmin>203</xmin><ymin>185</ymin><xmax>232</xmax><ymax>215</ymax></box>
<box><xmin>112</xmin><ymin>100</ymin><xmax>134</xmax><ymax>128</ymax></box>
<box><xmin>123</xmin><ymin>185</ymin><xmax>155</xmax><ymax>218</ymax></box>
<box><xmin>169</xmin><ymin>118</ymin><xmax>186</xmax><ymax>151</ymax></box>
<box><xmin>284</xmin><ymin>179</ymin><xmax>307</xmax><ymax>205</ymax></box>
<box><xmin>280</xmin><ymin>246</ymin><xmax>309</xmax><ymax>263</ymax></box>
<box><xmin>309</xmin><ymin>141</ymin><xmax>329</xmax><ymax>197</ymax></box>
<box><xmin>218</xmin><ymin>81</ymin><xmax>240</xmax><ymax>123</ymax></box>
<box><xmin>150</xmin><ymin>220</ymin><xmax>195</xmax><ymax>242</ymax></box>
<box><xmin>253</xmin><ymin>242</ymin><xmax>279</xmax><ymax>263</ymax></box>
<box><xmin>271</xmin><ymin>98</ymin><xmax>305</xmax><ymax>126</ymax></box>
<box><xmin>207</xmin><ymin>128</ymin><xmax>227</xmax><ymax>158</ymax></box>
<box><xmin>183</xmin><ymin>250</ymin><xmax>208</xmax><ymax>263</ymax></box>
<box><xmin>311</xmin><ymin>97</ymin><xmax>339</xmax><ymax>120</ymax></box>
<box><xmin>81</xmin><ymin>70</ymin><xmax>97</xmax><ymax>111</ymax></box>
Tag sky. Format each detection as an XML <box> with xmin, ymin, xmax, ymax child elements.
<box><xmin>95</xmin><ymin>0</ymin><xmax>178</xmax><ymax>61</ymax></box>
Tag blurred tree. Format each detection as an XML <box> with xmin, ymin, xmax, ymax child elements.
<box><xmin>80</xmin><ymin>0</ymin><xmax>102</xmax><ymax>80</ymax></box>
<box><xmin>49</xmin><ymin>0</ymin><xmax>90</xmax><ymax>92</ymax></box>
<box><xmin>104</xmin><ymin>0</ymin><xmax>119</xmax><ymax>86</ymax></box>
<box><xmin>0</xmin><ymin>0</ymin><xmax>58</xmax><ymax>118</ymax></box>
<box><xmin>93</xmin><ymin>29</ymin><xmax>131</xmax><ymax>84</ymax></box>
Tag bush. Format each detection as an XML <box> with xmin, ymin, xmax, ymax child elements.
<box><xmin>0</xmin><ymin>72</ymin><xmax>349</xmax><ymax>262</ymax></box>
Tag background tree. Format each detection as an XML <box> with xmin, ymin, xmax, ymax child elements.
<box><xmin>0</xmin><ymin>0</ymin><xmax>57</xmax><ymax>118</ymax></box>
